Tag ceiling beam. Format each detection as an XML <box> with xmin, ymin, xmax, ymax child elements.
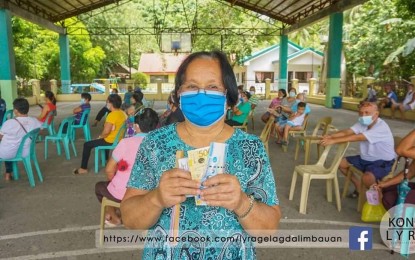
<box><xmin>283</xmin><ymin>0</ymin><xmax>368</xmax><ymax>35</ymax></box>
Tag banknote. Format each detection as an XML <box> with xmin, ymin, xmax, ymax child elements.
<box><xmin>187</xmin><ymin>146</ymin><xmax>210</xmax><ymax>183</ymax></box>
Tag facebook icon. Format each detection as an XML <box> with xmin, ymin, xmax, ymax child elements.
<box><xmin>349</xmin><ymin>226</ymin><xmax>372</xmax><ymax>250</ymax></box>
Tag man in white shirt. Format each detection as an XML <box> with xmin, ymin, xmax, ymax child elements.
<box><xmin>391</xmin><ymin>84</ymin><xmax>415</xmax><ymax>120</ymax></box>
<box><xmin>320</xmin><ymin>102</ymin><xmax>395</xmax><ymax>198</ymax></box>
<box><xmin>0</xmin><ymin>98</ymin><xmax>42</xmax><ymax>180</ymax></box>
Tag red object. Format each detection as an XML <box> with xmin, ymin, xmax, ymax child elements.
<box><xmin>117</xmin><ymin>159</ymin><xmax>129</xmax><ymax>172</ymax></box>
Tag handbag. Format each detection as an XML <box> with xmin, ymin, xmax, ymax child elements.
<box><xmin>361</xmin><ymin>202</ymin><xmax>387</xmax><ymax>222</ymax></box>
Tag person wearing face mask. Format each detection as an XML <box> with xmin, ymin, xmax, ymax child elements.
<box><xmin>270</xmin><ymin>88</ymin><xmax>297</xmax><ymax>143</ymax></box>
<box><xmin>121</xmin><ymin>51</ymin><xmax>280</xmax><ymax>259</ymax></box>
<box><xmin>320</xmin><ymin>102</ymin><xmax>395</xmax><ymax>198</ymax></box>
<box><xmin>92</xmin><ymin>89</ymin><xmax>119</xmax><ymax>127</ymax></box>
<box><xmin>225</xmin><ymin>91</ymin><xmax>251</xmax><ymax>126</ymax></box>
<box><xmin>248</xmin><ymin>86</ymin><xmax>259</xmax><ymax>109</ymax></box>
<box><xmin>62</xmin><ymin>92</ymin><xmax>92</xmax><ymax>134</ymax></box>
<box><xmin>73</xmin><ymin>94</ymin><xmax>127</xmax><ymax>175</ymax></box>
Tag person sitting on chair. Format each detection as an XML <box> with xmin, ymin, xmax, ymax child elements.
<box><xmin>95</xmin><ymin>108</ymin><xmax>159</xmax><ymax>226</ymax></box>
<box><xmin>225</xmin><ymin>91</ymin><xmax>251</xmax><ymax>126</ymax></box>
<box><xmin>248</xmin><ymin>86</ymin><xmax>259</xmax><ymax>110</ymax></box>
<box><xmin>372</xmin><ymin>129</ymin><xmax>415</xmax><ymax>210</ymax></box>
<box><xmin>37</xmin><ymin>90</ymin><xmax>56</xmax><ymax>125</ymax></box>
<box><xmin>278</xmin><ymin>102</ymin><xmax>306</xmax><ymax>146</ymax></box>
<box><xmin>391</xmin><ymin>84</ymin><xmax>415</xmax><ymax>120</ymax></box>
<box><xmin>319</xmin><ymin>102</ymin><xmax>395</xmax><ymax>198</ymax></box>
<box><xmin>73</xmin><ymin>94</ymin><xmax>127</xmax><ymax>175</ymax></box>
<box><xmin>378</xmin><ymin>83</ymin><xmax>398</xmax><ymax>112</ymax></box>
<box><xmin>63</xmin><ymin>93</ymin><xmax>91</xmax><ymax>134</ymax></box>
<box><xmin>0</xmin><ymin>98</ymin><xmax>41</xmax><ymax>180</ymax></box>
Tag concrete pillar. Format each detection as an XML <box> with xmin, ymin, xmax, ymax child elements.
<box><xmin>362</xmin><ymin>76</ymin><xmax>375</xmax><ymax>99</ymax></box>
<box><xmin>278</xmin><ymin>35</ymin><xmax>288</xmax><ymax>91</ymax></box>
<box><xmin>31</xmin><ymin>79</ymin><xmax>41</xmax><ymax>104</ymax></box>
<box><xmin>0</xmin><ymin>9</ymin><xmax>17</xmax><ymax>108</ymax></box>
<box><xmin>410</xmin><ymin>76</ymin><xmax>415</xmax><ymax>86</ymax></box>
<box><xmin>104</xmin><ymin>79</ymin><xmax>110</xmax><ymax>95</ymax></box>
<box><xmin>59</xmin><ymin>34</ymin><xmax>71</xmax><ymax>94</ymax></box>
<box><xmin>265</xmin><ymin>78</ymin><xmax>271</xmax><ymax>99</ymax></box>
<box><xmin>325</xmin><ymin>12</ymin><xmax>343</xmax><ymax>108</ymax></box>
<box><xmin>309</xmin><ymin>78</ymin><xmax>316</xmax><ymax>95</ymax></box>
<box><xmin>126</xmin><ymin>79</ymin><xmax>135</xmax><ymax>88</ymax></box>
<box><xmin>50</xmin><ymin>79</ymin><xmax>58</xmax><ymax>95</ymax></box>
<box><xmin>291</xmin><ymin>78</ymin><xmax>299</xmax><ymax>93</ymax></box>
<box><xmin>157</xmin><ymin>80</ymin><xmax>162</xmax><ymax>100</ymax></box>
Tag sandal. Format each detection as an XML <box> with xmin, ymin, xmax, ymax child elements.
<box><xmin>73</xmin><ymin>168</ymin><xmax>88</xmax><ymax>175</ymax></box>
<box><xmin>347</xmin><ymin>190</ymin><xmax>359</xmax><ymax>199</ymax></box>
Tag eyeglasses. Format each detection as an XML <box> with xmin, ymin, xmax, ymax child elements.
<box><xmin>180</xmin><ymin>84</ymin><xmax>226</xmax><ymax>94</ymax></box>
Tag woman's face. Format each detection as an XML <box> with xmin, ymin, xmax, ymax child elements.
<box><xmin>131</xmin><ymin>97</ymin><xmax>137</xmax><ymax>104</ymax></box>
<box><xmin>241</xmin><ymin>92</ymin><xmax>248</xmax><ymax>102</ymax></box>
<box><xmin>179</xmin><ymin>58</ymin><xmax>223</xmax><ymax>95</ymax></box>
<box><xmin>278</xmin><ymin>91</ymin><xmax>283</xmax><ymax>98</ymax></box>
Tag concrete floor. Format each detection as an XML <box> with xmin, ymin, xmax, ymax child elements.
<box><xmin>0</xmin><ymin>99</ymin><xmax>412</xmax><ymax>259</ymax></box>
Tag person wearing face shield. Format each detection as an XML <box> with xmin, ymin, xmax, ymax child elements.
<box><xmin>319</xmin><ymin>102</ymin><xmax>395</xmax><ymax>198</ymax></box>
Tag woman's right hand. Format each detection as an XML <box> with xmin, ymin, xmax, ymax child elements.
<box><xmin>154</xmin><ymin>169</ymin><xmax>200</xmax><ymax>208</ymax></box>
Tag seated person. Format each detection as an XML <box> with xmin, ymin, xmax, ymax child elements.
<box><xmin>159</xmin><ymin>91</ymin><xmax>185</xmax><ymax>127</ymax></box>
<box><xmin>225</xmin><ymin>91</ymin><xmax>251</xmax><ymax>126</ymax></box>
<box><xmin>37</xmin><ymin>90</ymin><xmax>57</xmax><ymax>125</ymax></box>
<box><xmin>293</xmin><ymin>93</ymin><xmax>311</xmax><ymax>114</ymax></box>
<box><xmin>391</xmin><ymin>84</ymin><xmax>415</xmax><ymax>120</ymax></box>
<box><xmin>320</xmin><ymin>102</ymin><xmax>395</xmax><ymax>198</ymax></box>
<box><xmin>248</xmin><ymin>86</ymin><xmax>259</xmax><ymax>110</ymax></box>
<box><xmin>63</xmin><ymin>93</ymin><xmax>91</xmax><ymax>134</ymax></box>
<box><xmin>73</xmin><ymin>94</ymin><xmax>127</xmax><ymax>175</ymax></box>
<box><xmin>277</xmin><ymin>102</ymin><xmax>306</xmax><ymax>146</ymax></box>
<box><xmin>134</xmin><ymin>87</ymin><xmax>149</xmax><ymax>107</ymax></box>
<box><xmin>379</xmin><ymin>84</ymin><xmax>398</xmax><ymax>111</ymax></box>
<box><xmin>124</xmin><ymin>104</ymin><xmax>136</xmax><ymax>138</ymax></box>
<box><xmin>261</xmin><ymin>89</ymin><xmax>286</xmax><ymax>123</ymax></box>
<box><xmin>0</xmin><ymin>98</ymin><xmax>42</xmax><ymax>180</ymax></box>
<box><xmin>131</xmin><ymin>93</ymin><xmax>144</xmax><ymax>112</ymax></box>
<box><xmin>95</xmin><ymin>108</ymin><xmax>159</xmax><ymax>226</ymax></box>
<box><xmin>373</xmin><ymin>129</ymin><xmax>415</xmax><ymax>210</ymax></box>
<box><xmin>365</xmin><ymin>85</ymin><xmax>377</xmax><ymax>102</ymax></box>
<box><xmin>92</xmin><ymin>89</ymin><xmax>118</xmax><ymax>127</ymax></box>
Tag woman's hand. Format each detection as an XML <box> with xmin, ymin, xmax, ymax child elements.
<box><xmin>200</xmin><ymin>174</ymin><xmax>245</xmax><ymax>211</ymax></box>
<box><xmin>371</xmin><ymin>183</ymin><xmax>382</xmax><ymax>191</ymax></box>
<box><xmin>154</xmin><ymin>169</ymin><xmax>200</xmax><ymax>209</ymax></box>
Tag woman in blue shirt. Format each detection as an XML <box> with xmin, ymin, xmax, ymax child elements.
<box><xmin>121</xmin><ymin>51</ymin><xmax>281</xmax><ymax>259</ymax></box>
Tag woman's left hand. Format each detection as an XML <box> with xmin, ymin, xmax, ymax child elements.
<box><xmin>200</xmin><ymin>174</ymin><xmax>244</xmax><ymax>211</ymax></box>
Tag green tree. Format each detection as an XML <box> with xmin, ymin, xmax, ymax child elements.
<box><xmin>131</xmin><ymin>72</ymin><xmax>148</xmax><ymax>87</ymax></box>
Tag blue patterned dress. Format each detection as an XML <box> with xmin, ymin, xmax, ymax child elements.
<box><xmin>127</xmin><ymin>123</ymin><xmax>279</xmax><ymax>259</ymax></box>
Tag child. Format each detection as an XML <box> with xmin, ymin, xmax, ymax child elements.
<box><xmin>95</xmin><ymin>108</ymin><xmax>159</xmax><ymax>226</ymax></box>
<box><xmin>279</xmin><ymin>102</ymin><xmax>306</xmax><ymax>146</ymax></box>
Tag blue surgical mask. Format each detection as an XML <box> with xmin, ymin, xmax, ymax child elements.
<box><xmin>249</xmin><ymin>91</ymin><xmax>255</xmax><ymax>95</ymax></box>
<box><xmin>240</xmin><ymin>98</ymin><xmax>244</xmax><ymax>103</ymax></box>
<box><xmin>358</xmin><ymin>116</ymin><xmax>373</xmax><ymax>126</ymax></box>
<box><xmin>81</xmin><ymin>98</ymin><xmax>85</xmax><ymax>104</ymax></box>
<box><xmin>180</xmin><ymin>90</ymin><xmax>226</xmax><ymax>127</ymax></box>
<box><xmin>289</xmin><ymin>92</ymin><xmax>296</xmax><ymax>98</ymax></box>
<box><xmin>106</xmin><ymin>104</ymin><xmax>111</xmax><ymax>110</ymax></box>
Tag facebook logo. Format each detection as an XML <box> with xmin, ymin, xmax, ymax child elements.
<box><xmin>349</xmin><ymin>226</ymin><xmax>372</xmax><ymax>250</ymax></box>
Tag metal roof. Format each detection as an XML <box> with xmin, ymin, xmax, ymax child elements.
<box><xmin>0</xmin><ymin>0</ymin><xmax>367</xmax><ymax>33</ymax></box>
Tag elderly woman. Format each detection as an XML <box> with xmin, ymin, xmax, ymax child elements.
<box><xmin>73</xmin><ymin>94</ymin><xmax>126</xmax><ymax>175</ymax></box>
<box><xmin>121</xmin><ymin>51</ymin><xmax>281</xmax><ymax>259</ymax></box>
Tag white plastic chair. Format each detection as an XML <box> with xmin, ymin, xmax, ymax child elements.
<box><xmin>289</xmin><ymin>142</ymin><xmax>350</xmax><ymax>214</ymax></box>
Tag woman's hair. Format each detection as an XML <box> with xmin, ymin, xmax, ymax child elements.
<box><xmin>174</xmin><ymin>51</ymin><xmax>238</xmax><ymax>107</ymax></box>
<box><xmin>13</xmin><ymin>98</ymin><xmax>29</xmax><ymax>114</ymax></box>
<box><xmin>107</xmin><ymin>94</ymin><xmax>122</xmax><ymax>109</ymax></box>
<box><xmin>168</xmin><ymin>91</ymin><xmax>178</xmax><ymax>106</ymax></box>
<box><xmin>45</xmin><ymin>90</ymin><xmax>56</xmax><ymax>105</ymax></box>
<box><xmin>135</xmin><ymin>108</ymin><xmax>159</xmax><ymax>133</ymax></box>
<box><xmin>131</xmin><ymin>92</ymin><xmax>143</xmax><ymax>104</ymax></box>
<box><xmin>279</xmin><ymin>89</ymin><xmax>287</xmax><ymax>98</ymax></box>
<box><xmin>242</xmin><ymin>91</ymin><xmax>251</xmax><ymax>100</ymax></box>
<box><xmin>81</xmin><ymin>92</ymin><xmax>91</xmax><ymax>101</ymax></box>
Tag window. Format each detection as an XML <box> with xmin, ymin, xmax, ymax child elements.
<box><xmin>236</xmin><ymin>73</ymin><xmax>240</xmax><ymax>83</ymax></box>
<box><xmin>150</xmin><ymin>75</ymin><xmax>169</xmax><ymax>83</ymax></box>
<box><xmin>295</xmin><ymin>72</ymin><xmax>313</xmax><ymax>83</ymax></box>
<box><xmin>241</xmin><ymin>72</ymin><xmax>246</xmax><ymax>84</ymax></box>
<box><xmin>255</xmin><ymin>72</ymin><xmax>274</xmax><ymax>83</ymax></box>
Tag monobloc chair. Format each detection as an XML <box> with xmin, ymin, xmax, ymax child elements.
<box><xmin>259</xmin><ymin>117</ymin><xmax>274</xmax><ymax>156</ymax></box>
<box><xmin>94</xmin><ymin>124</ymin><xmax>126</xmax><ymax>173</ymax></box>
<box><xmin>294</xmin><ymin>116</ymin><xmax>333</xmax><ymax>164</ymax></box>
<box><xmin>233</xmin><ymin>110</ymin><xmax>253</xmax><ymax>133</ymax></box>
<box><xmin>99</xmin><ymin>197</ymin><xmax>121</xmax><ymax>245</ymax></box>
<box><xmin>70</xmin><ymin>109</ymin><xmax>91</xmax><ymax>141</ymax></box>
<box><xmin>289</xmin><ymin>142</ymin><xmax>350</xmax><ymax>214</ymax></box>
<box><xmin>342</xmin><ymin>136</ymin><xmax>403</xmax><ymax>212</ymax></box>
<box><xmin>45</xmin><ymin>116</ymin><xmax>77</xmax><ymax>160</ymax></box>
<box><xmin>281</xmin><ymin>114</ymin><xmax>309</xmax><ymax>152</ymax></box>
<box><xmin>1</xmin><ymin>109</ymin><xmax>13</xmax><ymax>126</ymax></box>
<box><xmin>0</xmin><ymin>128</ymin><xmax>43</xmax><ymax>187</ymax></box>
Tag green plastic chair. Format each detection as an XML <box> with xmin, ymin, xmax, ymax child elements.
<box><xmin>38</xmin><ymin>111</ymin><xmax>56</xmax><ymax>142</ymax></box>
<box><xmin>0</xmin><ymin>128</ymin><xmax>42</xmax><ymax>187</ymax></box>
<box><xmin>1</xmin><ymin>109</ymin><xmax>14</xmax><ymax>126</ymax></box>
<box><xmin>45</xmin><ymin>116</ymin><xmax>77</xmax><ymax>160</ymax></box>
<box><xmin>70</xmin><ymin>109</ymin><xmax>91</xmax><ymax>141</ymax></box>
<box><xmin>94</xmin><ymin>124</ymin><xmax>126</xmax><ymax>173</ymax></box>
